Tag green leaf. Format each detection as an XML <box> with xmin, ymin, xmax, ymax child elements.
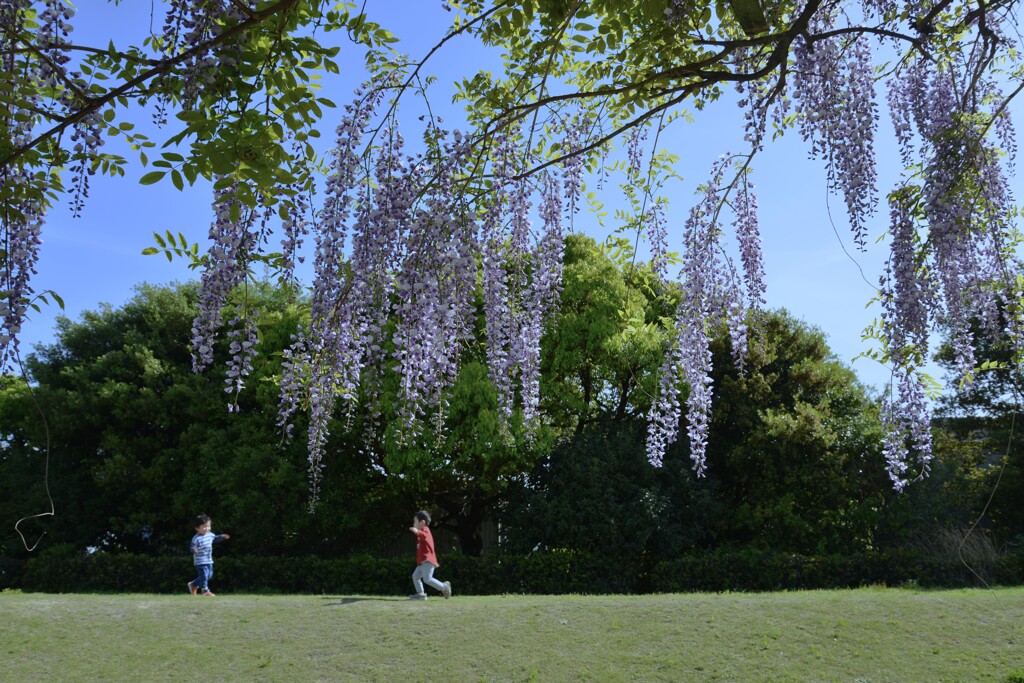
<box><xmin>140</xmin><ymin>171</ymin><xmax>165</xmax><ymax>185</ymax></box>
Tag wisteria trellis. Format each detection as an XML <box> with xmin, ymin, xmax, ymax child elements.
<box><xmin>2</xmin><ymin>0</ymin><xmax>1022</xmax><ymax>498</ymax></box>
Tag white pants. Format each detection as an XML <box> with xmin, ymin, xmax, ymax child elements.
<box><xmin>412</xmin><ymin>561</ymin><xmax>445</xmax><ymax>594</ymax></box>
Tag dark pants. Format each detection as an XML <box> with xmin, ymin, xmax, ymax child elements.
<box><xmin>192</xmin><ymin>564</ymin><xmax>214</xmax><ymax>591</ymax></box>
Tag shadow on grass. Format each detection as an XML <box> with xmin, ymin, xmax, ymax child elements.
<box><xmin>320</xmin><ymin>596</ymin><xmax>411</xmax><ymax>606</ymax></box>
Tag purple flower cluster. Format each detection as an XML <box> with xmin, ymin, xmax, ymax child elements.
<box><xmin>520</xmin><ymin>171</ymin><xmax>566</xmax><ymax>429</ymax></box>
<box><xmin>878</xmin><ymin>188</ymin><xmax>933</xmax><ymax>365</ymax></box>
<box><xmin>190</xmin><ymin>185</ymin><xmax>256</xmax><ymax>372</ymax></box>
<box><xmin>1</xmin><ymin>0</ymin><xmax>45</xmax><ymax>373</ymax></box>
<box><xmin>480</xmin><ymin>131</ymin><xmax>519</xmax><ymax>426</ymax></box>
<box><xmin>37</xmin><ymin>1</ymin><xmax>74</xmax><ymax>87</ymax></box>
<box><xmin>0</xmin><ymin>168</ymin><xmax>45</xmax><ymax>373</ymax></box>
<box><xmin>877</xmin><ymin>49</ymin><xmax>1020</xmax><ymax>476</ymax></box>
<box><xmin>880</xmin><ymin>366</ymin><xmax>933</xmax><ymax>491</ymax></box>
<box><xmin>734</xmin><ymin>46</ymin><xmax>785</xmax><ymax>153</ymax></box>
<box><xmin>478</xmin><ymin>126</ymin><xmax>571</xmax><ymax>439</ymax></box>
<box><xmin>562</xmin><ymin>122</ymin><xmax>586</xmax><ymax>217</ymax></box>
<box><xmin>647</xmin><ymin>157</ymin><xmax>763</xmax><ymax>472</ymax></box>
<box><xmin>24</xmin><ymin>3</ymin><xmax>104</xmax><ymax>219</ymax></box>
<box><xmin>67</xmin><ymin>112</ymin><xmax>105</xmax><ymax>219</ymax></box>
<box><xmin>159</xmin><ymin>1</ymin><xmax>245</xmax><ymax>113</ymax></box>
<box><xmin>389</xmin><ymin>127</ymin><xmax>478</xmax><ymax>438</ymax></box>
<box><xmin>791</xmin><ymin>7</ymin><xmax>878</xmax><ymax>247</ymax></box>
<box><xmin>733</xmin><ymin>180</ymin><xmax>766</xmax><ymax>307</ymax></box>
<box><xmin>626</xmin><ymin>127</ymin><xmax>649</xmax><ymax>179</ymax></box>
<box><xmin>225</xmin><ymin>312</ymin><xmax>259</xmax><ymax>412</ymax></box>
<box><xmin>278</xmin><ymin>85</ymin><xmax>386</xmax><ymax>498</ymax></box>
<box><xmin>277</xmin><ymin>139</ymin><xmax>313</xmax><ymax>290</ymax></box>
<box><xmin>668</xmin><ymin>159</ymin><xmax>726</xmax><ymax>473</ymax></box>
<box><xmin>647</xmin><ymin>200</ymin><xmax>671</xmax><ymax>280</ymax></box>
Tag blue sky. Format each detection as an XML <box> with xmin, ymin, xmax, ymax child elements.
<box><xmin>20</xmin><ymin>2</ymin><xmax>951</xmax><ymax>395</ymax></box>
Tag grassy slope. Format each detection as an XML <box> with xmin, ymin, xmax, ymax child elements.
<box><xmin>3</xmin><ymin>588</ymin><xmax>1023</xmax><ymax>682</ymax></box>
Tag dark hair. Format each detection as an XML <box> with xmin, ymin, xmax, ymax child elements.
<box><xmin>414</xmin><ymin>510</ymin><xmax>431</xmax><ymax>525</ymax></box>
<box><xmin>193</xmin><ymin>513</ymin><xmax>210</xmax><ymax>528</ymax></box>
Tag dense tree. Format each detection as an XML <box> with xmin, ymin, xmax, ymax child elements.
<box><xmin>499</xmin><ymin>420</ymin><xmax>719</xmax><ymax>562</ymax></box>
<box><xmin>929</xmin><ymin>320</ymin><xmax>1024</xmax><ymax>546</ymax></box>
<box><xmin>504</xmin><ymin>236</ymin><xmax>894</xmax><ymax>557</ymax></box>
<box><xmin>0</xmin><ymin>281</ymin><xmax>409</xmax><ymax>558</ymax></box>
<box><xmin>504</xmin><ymin>308</ymin><xmax>897</xmax><ymax>558</ymax></box>
<box><xmin>540</xmin><ymin>234</ymin><xmax>672</xmax><ymax>435</ymax></box>
<box><xmin>3</xmin><ymin>0</ymin><xmax>1021</xmax><ymax>493</ymax></box>
<box><xmin>707</xmin><ymin>310</ymin><xmax>894</xmax><ymax>553</ymax></box>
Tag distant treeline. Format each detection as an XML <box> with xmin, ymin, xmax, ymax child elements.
<box><xmin>2</xmin><ymin>237</ymin><xmax>1021</xmax><ymax>583</ymax></box>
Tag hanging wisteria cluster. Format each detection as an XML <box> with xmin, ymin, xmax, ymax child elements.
<box><xmin>646</xmin><ymin>157</ymin><xmax>765</xmax><ymax>471</ymax></box>
<box><xmin>874</xmin><ymin>51</ymin><xmax>1021</xmax><ymax>487</ymax></box>
<box><xmin>478</xmin><ymin>124</ymin><xmax>575</xmax><ymax>436</ymax></box>
<box><xmin>157</xmin><ymin>0</ymin><xmax>248</xmax><ymax>117</ymax></box>
<box><xmin>188</xmin><ymin>182</ymin><xmax>277</xmax><ymax>412</ymax></box>
<box><xmin>644</xmin><ymin>0</ymin><xmax>1020</xmax><ymax>480</ymax></box>
<box><xmin>270</xmin><ymin>86</ymin><xmax>577</xmax><ymax>500</ymax></box>
<box><xmin>0</xmin><ymin>163</ymin><xmax>44</xmax><ymax>373</ymax></box>
<box><xmin>791</xmin><ymin>1</ymin><xmax>879</xmax><ymax>248</ymax></box>
<box><xmin>2</xmin><ymin>0</ymin><xmax>1023</xmax><ymax>500</ymax></box>
<box><xmin>1</xmin><ymin>0</ymin><xmax>104</xmax><ymax>372</ymax></box>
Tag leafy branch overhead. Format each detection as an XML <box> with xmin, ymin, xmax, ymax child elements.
<box><xmin>2</xmin><ymin>0</ymin><xmax>1022</xmax><ymax>499</ymax></box>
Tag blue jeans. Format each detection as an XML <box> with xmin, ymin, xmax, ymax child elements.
<box><xmin>192</xmin><ymin>564</ymin><xmax>214</xmax><ymax>591</ymax></box>
<box><xmin>412</xmin><ymin>561</ymin><xmax>445</xmax><ymax>594</ymax></box>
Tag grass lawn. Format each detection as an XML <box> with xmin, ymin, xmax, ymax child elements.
<box><xmin>2</xmin><ymin>587</ymin><xmax>1023</xmax><ymax>682</ymax></box>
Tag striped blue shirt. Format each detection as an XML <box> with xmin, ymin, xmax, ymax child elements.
<box><xmin>190</xmin><ymin>531</ymin><xmax>225</xmax><ymax>566</ymax></box>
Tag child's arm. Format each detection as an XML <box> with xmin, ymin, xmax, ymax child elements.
<box><xmin>213</xmin><ymin>533</ymin><xmax>230</xmax><ymax>542</ymax></box>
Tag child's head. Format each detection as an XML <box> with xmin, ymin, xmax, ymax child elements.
<box><xmin>193</xmin><ymin>513</ymin><xmax>211</xmax><ymax>533</ymax></box>
<box><xmin>414</xmin><ymin>510</ymin><xmax>431</xmax><ymax>527</ymax></box>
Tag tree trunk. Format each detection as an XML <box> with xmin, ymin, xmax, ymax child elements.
<box><xmin>441</xmin><ymin>498</ymin><xmax>489</xmax><ymax>557</ymax></box>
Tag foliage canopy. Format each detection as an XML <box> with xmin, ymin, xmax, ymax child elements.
<box><xmin>2</xmin><ymin>0</ymin><xmax>1022</xmax><ymax>492</ymax></box>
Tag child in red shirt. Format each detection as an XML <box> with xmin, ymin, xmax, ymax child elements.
<box><xmin>408</xmin><ymin>510</ymin><xmax>452</xmax><ymax>600</ymax></box>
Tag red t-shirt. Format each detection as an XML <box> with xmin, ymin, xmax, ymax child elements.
<box><xmin>415</xmin><ymin>526</ymin><xmax>439</xmax><ymax>567</ymax></box>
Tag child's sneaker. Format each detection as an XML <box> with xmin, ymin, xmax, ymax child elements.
<box><xmin>201</xmin><ymin>591</ymin><xmax>215</xmax><ymax>597</ymax></box>
<box><xmin>187</xmin><ymin>581</ymin><xmax>198</xmax><ymax>596</ymax></box>
<box><xmin>409</xmin><ymin>593</ymin><xmax>428</xmax><ymax>600</ymax></box>
<box><xmin>442</xmin><ymin>581</ymin><xmax>452</xmax><ymax>599</ymax></box>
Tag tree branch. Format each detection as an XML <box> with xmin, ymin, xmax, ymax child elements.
<box><xmin>227</xmin><ymin>0</ymin><xmax>260</xmax><ymax>20</ymax></box>
<box><xmin>362</xmin><ymin>0</ymin><xmax>518</xmax><ymax>153</ymax></box>
<box><xmin>1</xmin><ymin>0</ymin><xmax>301</xmax><ymax>171</ymax></box>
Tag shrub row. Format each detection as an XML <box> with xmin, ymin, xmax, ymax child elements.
<box><xmin>2</xmin><ymin>548</ymin><xmax>1021</xmax><ymax>595</ymax></box>
<box><xmin>646</xmin><ymin>548</ymin><xmax>1024</xmax><ymax>592</ymax></box>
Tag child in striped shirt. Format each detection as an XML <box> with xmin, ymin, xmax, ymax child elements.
<box><xmin>188</xmin><ymin>513</ymin><xmax>230</xmax><ymax>596</ymax></box>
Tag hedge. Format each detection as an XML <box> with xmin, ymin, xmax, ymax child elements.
<box><xmin>2</xmin><ymin>548</ymin><xmax>1021</xmax><ymax>595</ymax></box>
<box><xmin>645</xmin><ymin>548</ymin><xmax>1024</xmax><ymax>592</ymax></box>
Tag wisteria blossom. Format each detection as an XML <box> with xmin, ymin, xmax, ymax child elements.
<box><xmin>2</xmin><ymin>0</ymin><xmax>1023</xmax><ymax>502</ymax></box>
<box><xmin>1</xmin><ymin>0</ymin><xmax>45</xmax><ymax>371</ymax></box>
<box><xmin>647</xmin><ymin>157</ymin><xmax>764</xmax><ymax>471</ymax></box>
<box><xmin>0</xmin><ymin>168</ymin><xmax>44</xmax><ymax>372</ymax></box>
<box><xmin>190</xmin><ymin>185</ymin><xmax>258</xmax><ymax>372</ymax></box>
<box><xmin>791</xmin><ymin>3</ymin><xmax>878</xmax><ymax>248</ymax></box>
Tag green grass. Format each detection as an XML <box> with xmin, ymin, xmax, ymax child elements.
<box><xmin>3</xmin><ymin>587</ymin><xmax>1023</xmax><ymax>682</ymax></box>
